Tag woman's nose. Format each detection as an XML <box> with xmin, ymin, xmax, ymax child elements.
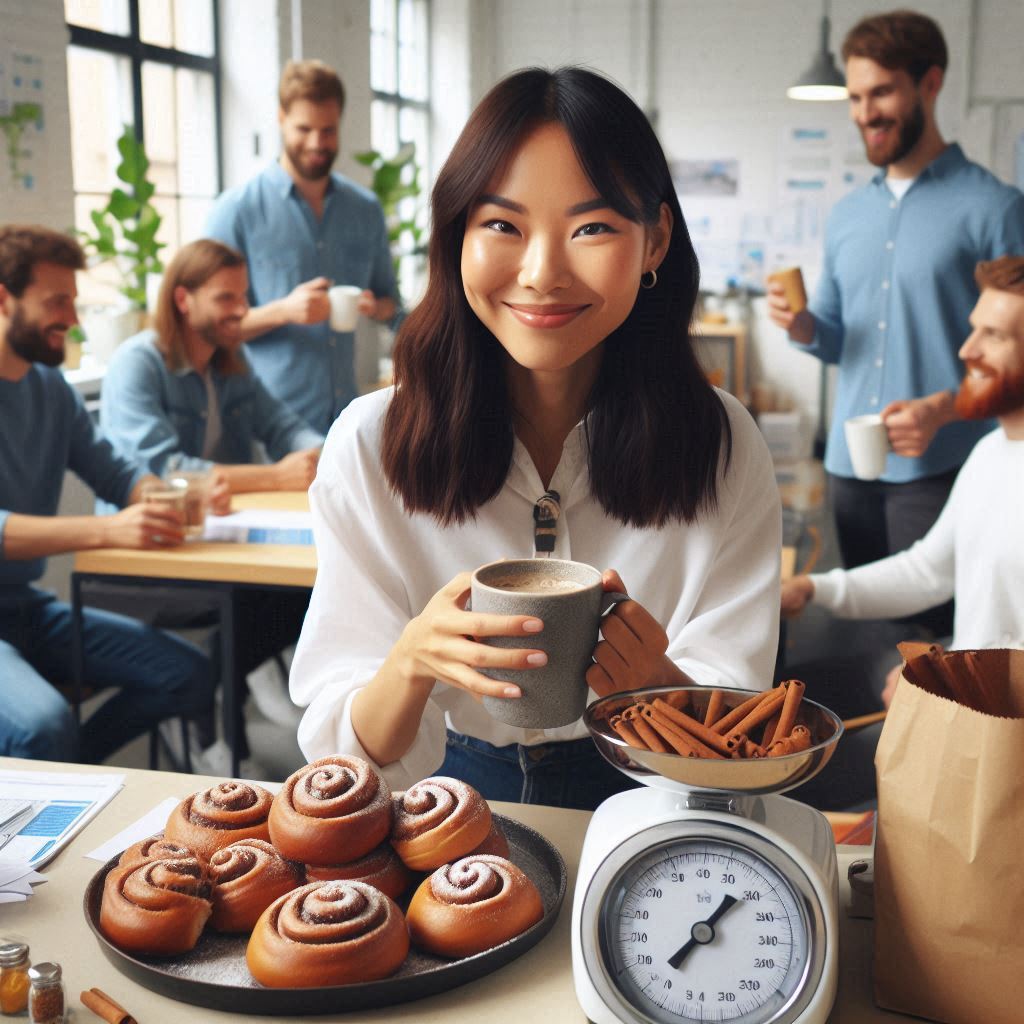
<box><xmin>517</xmin><ymin>236</ymin><xmax>572</xmax><ymax>294</ymax></box>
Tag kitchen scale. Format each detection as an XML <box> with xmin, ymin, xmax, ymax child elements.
<box><xmin>572</xmin><ymin>686</ymin><xmax>844</xmax><ymax>1024</ymax></box>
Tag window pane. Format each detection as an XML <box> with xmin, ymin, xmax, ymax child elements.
<box><xmin>371</xmin><ymin>99</ymin><xmax>399</xmax><ymax>158</ymax></box>
<box><xmin>371</xmin><ymin>0</ymin><xmax>397</xmax><ymax>94</ymax></box>
<box><xmin>151</xmin><ymin>194</ymin><xmax>181</xmax><ymax>253</ymax></box>
<box><xmin>67</xmin><ymin>46</ymin><xmax>133</xmax><ymax>193</ymax></box>
<box><xmin>176</xmin><ymin>68</ymin><xmax>218</xmax><ymax>196</ymax></box>
<box><xmin>65</xmin><ymin>0</ymin><xmax>129</xmax><ymax>34</ymax></box>
<box><xmin>139</xmin><ymin>0</ymin><xmax>174</xmax><ymax>48</ymax></box>
<box><xmin>142</xmin><ymin>62</ymin><xmax>178</xmax><ymax>195</ymax></box>
<box><xmin>174</xmin><ymin>0</ymin><xmax>215</xmax><ymax>57</ymax></box>
<box><xmin>179</xmin><ymin>196</ymin><xmax>214</xmax><ymax>244</ymax></box>
<box><xmin>397</xmin><ymin>0</ymin><xmax>428</xmax><ymax>101</ymax></box>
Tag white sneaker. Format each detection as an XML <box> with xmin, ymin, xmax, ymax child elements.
<box><xmin>192</xmin><ymin>739</ymin><xmax>272</xmax><ymax>783</ymax></box>
<box><xmin>246</xmin><ymin>658</ymin><xmax>303</xmax><ymax>726</ymax></box>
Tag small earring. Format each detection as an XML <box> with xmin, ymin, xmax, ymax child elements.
<box><xmin>640</xmin><ymin>269</ymin><xmax>657</xmax><ymax>289</ymax></box>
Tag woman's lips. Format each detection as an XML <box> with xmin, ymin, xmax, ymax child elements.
<box><xmin>503</xmin><ymin>302</ymin><xmax>589</xmax><ymax>329</ymax></box>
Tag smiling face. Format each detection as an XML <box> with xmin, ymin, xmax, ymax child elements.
<box><xmin>279</xmin><ymin>98</ymin><xmax>340</xmax><ymax>182</ymax></box>
<box><xmin>845</xmin><ymin>57</ymin><xmax>936</xmax><ymax>168</ymax></box>
<box><xmin>177</xmin><ymin>264</ymin><xmax>249</xmax><ymax>352</ymax></box>
<box><xmin>955</xmin><ymin>287</ymin><xmax>1024</xmax><ymax>424</ymax></box>
<box><xmin>1</xmin><ymin>261</ymin><xmax>79</xmax><ymax>368</ymax></box>
<box><xmin>460</xmin><ymin>122</ymin><xmax>670</xmax><ymax>381</ymax></box>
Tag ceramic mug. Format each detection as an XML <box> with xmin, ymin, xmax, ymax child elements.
<box><xmin>471</xmin><ymin>558</ymin><xmax>628</xmax><ymax>729</ymax></box>
<box><xmin>328</xmin><ymin>285</ymin><xmax>361</xmax><ymax>332</ymax></box>
<box><xmin>844</xmin><ymin>413</ymin><xmax>891</xmax><ymax>480</ymax></box>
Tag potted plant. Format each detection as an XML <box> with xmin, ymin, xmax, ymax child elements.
<box><xmin>74</xmin><ymin>125</ymin><xmax>165</xmax><ymax>362</ymax></box>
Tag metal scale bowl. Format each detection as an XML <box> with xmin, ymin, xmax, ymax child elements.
<box><xmin>572</xmin><ymin>686</ymin><xmax>845</xmax><ymax>1024</ymax></box>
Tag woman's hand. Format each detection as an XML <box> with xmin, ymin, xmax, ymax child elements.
<box><xmin>393</xmin><ymin>572</ymin><xmax>549</xmax><ymax>700</ymax></box>
<box><xmin>586</xmin><ymin>570</ymin><xmax>683</xmax><ymax>697</ymax></box>
<box><xmin>781</xmin><ymin>576</ymin><xmax>815</xmax><ymax>618</ymax></box>
<box><xmin>208</xmin><ymin>468</ymin><xmax>232</xmax><ymax>516</ymax></box>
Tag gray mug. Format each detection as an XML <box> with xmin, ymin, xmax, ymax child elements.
<box><xmin>471</xmin><ymin>558</ymin><xmax>628</xmax><ymax>729</ymax></box>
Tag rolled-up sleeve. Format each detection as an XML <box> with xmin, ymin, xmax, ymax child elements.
<box><xmin>68</xmin><ymin>388</ymin><xmax>145</xmax><ymax>507</ymax></box>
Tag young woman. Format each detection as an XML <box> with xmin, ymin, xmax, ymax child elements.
<box><xmin>290</xmin><ymin>67</ymin><xmax>781</xmax><ymax>809</ymax></box>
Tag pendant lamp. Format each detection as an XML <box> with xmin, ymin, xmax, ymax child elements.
<box><xmin>787</xmin><ymin>0</ymin><xmax>848</xmax><ymax>101</ymax></box>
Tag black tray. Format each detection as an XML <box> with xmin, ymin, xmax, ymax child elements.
<box><xmin>83</xmin><ymin>815</ymin><xmax>566</xmax><ymax>1015</ymax></box>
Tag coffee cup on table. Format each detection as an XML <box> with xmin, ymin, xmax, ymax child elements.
<box><xmin>844</xmin><ymin>413</ymin><xmax>891</xmax><ymax>480</ymax></box>
<box><xmin>328</xmin><ymin>285</ymin><xmax>362</xmax><ymax>332</ymax></box>
<box><xmin>767</xmin><ymin>266</ymin><xmax>808</xmax><ymax>313</ymax></box>
<box><xmin>471</xmin><ymin>558</ymin><xmax>629</xmax><ymax>730</ymax></box>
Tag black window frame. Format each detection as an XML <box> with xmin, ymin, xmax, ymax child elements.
<box><xmin>66</xmin><ymin>0</ymin><xmax>224</xmax><ymax>199</ymax></box>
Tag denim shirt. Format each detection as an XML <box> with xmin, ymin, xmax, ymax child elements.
<box><xmin>205</xmin><ymin>161</ymin><xmax>402</xmax><ymax>435</ymax></box>
<box><xmin>100</xmin><ymin>331</ymin><xmax>324</xmax><ymax>484</ymax></box>
<box><xmin>804</xmin><ymin>144</ymin><xmax>1024</xmax><ymax>482</ymax></box>
<box><xmin>0</xmin><ymin>366</ymin><xmax>143</xmax><ymax>586</ymax></box>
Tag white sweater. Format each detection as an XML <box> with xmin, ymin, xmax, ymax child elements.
<box><xmin>290</xmin><ymin>387</ymin><xmax>782</xmax><ymax>789</ymax></box>
<box><xmin>810</xmin><ymin>429</ymin><xmax>1024</xmax><ymax>650</ymax></box>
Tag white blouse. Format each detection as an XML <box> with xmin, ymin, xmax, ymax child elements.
<box><xmin>290</xmin><ymin>387</ymin><xmax>782</xmax><ymax>790</ymax></box>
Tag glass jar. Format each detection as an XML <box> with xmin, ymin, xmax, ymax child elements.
<box><xmin>0</xmin><ymin>942</ymin><xmax>30</xmax><ymax>1016</ymax></box>
<box><xmin>25</xmin><ymin>964</ymin><xmax>62</xmax><ymax>1024</ymax></box>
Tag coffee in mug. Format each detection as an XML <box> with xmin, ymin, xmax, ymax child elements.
<box><xmin>471</xmin><ymin>558</ymin><xmax>627</xmax><ymax>729</ymax></box>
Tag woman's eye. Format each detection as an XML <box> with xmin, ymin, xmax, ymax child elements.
<box><xmin>482</xmin><ymin>219</ymin><xmax>518</xmax><ymax>234</ymax></box>
<box><xmin>574</xmin><ymin>222</ymin><xmax>615</xmax><ymax>237</ymax></box>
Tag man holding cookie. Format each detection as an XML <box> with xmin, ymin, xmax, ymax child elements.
<box><xmin>767</xmin><ymin>10</ymin><xmax>1024</xmax><ymax>635</ymax></box>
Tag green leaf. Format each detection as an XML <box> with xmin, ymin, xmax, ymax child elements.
<box><xmin>135</xmin><ymin>180</ymin><xmax>155</xmax><ymax>204</ymax></box>
<box><xmin>373</xmin><ymin>163</ymin><xmax>402</xmax><ymax>197</ymax></box>
<box><xmin>116</xmin><ymin>126</ymin><xmax>148</xmax><ymax>184</ymax></box>
<box><xmin>107</xmin><ymin>188</ymin><xmax>138</xmax><ymax>220</ymax></box>
<box><xmin>353</xmin><ymin>150</ymin><xmax>380</xmax><ymax>167</ymax></box>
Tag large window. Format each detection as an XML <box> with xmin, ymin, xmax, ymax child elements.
<box><xmin>370</xmin><ymin>0</ymin><xmax>430</xmax><ymax>296</ymax></box>
<box><xmin>65</xmin><ymin>0</ymin><xmax>221</xmax><ymax>266</ymax></box>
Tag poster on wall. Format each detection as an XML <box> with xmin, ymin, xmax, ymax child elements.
<box><xmin>0</xmin><ymin>44</ymin><xmax>47</xmax><ymax>194</ymax></box>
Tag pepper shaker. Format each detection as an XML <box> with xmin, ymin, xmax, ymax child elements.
<box><xmin>26</xmin><ymin>964</ymin><xmax>63</xmax><ymax>1024</ymax></box>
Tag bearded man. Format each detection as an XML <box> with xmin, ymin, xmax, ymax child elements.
<box><xmin>0</xmin><ymin>224</ymin><xmax>210</xmax><ymax>762</ymax></box>
<box><xmin>783</xmin><ymin>255</ymin><xmax>1024</xmax><ymax>682</ymax></box>
<box><xmin>768</xmin><ymin>10</ymin><xmax>1024</xmax><ymax>637</ymax></box>
<box><xmin>205</xmin><ymin>60</ymin><xmax>401</xmax><ymax>435</ymax></box>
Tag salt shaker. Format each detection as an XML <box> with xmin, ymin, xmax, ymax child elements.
<box><xmin>26</xmin><ymin>964</ymin><xmax>63</xmax><ymax>1024</ymax></box>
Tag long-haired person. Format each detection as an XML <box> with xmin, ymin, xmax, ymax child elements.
<box><xmin>290</xmin><ymin>67</ymin><xmax>781</xmax><ymax>809</ymax></box>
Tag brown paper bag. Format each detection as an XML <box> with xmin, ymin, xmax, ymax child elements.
<box><xmin>873</xmin><ymin>647</ymin><xmax>1024</xmax><ymax>1024</ymax></box>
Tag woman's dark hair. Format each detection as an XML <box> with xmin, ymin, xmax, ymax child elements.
<box><xmin>382</xmin><ymin>66</ymin><xmax>731</xmax><ymax>528</ymax></box>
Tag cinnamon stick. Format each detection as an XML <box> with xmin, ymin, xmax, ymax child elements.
<box><xmin>729</xmin><ymin>687</ymin><xmax>787</xmax><ymax>738</ymax></box>
<box><xmin>81</xmin><ymin>988</ymin><xmax>137</xmax><ymax>1024</ymax></box>
<box><xmin>631</xmin><ymin>714</ymin><xmax>673</xmax><ymax>753</ymax></box>
<box><xmin>638</xmin><ymin>709</ymin><xmax>700</xmax><ymax>757</ymax></box>
<box><xmin>640</xmin><ymin>705</ymin><xmax>725</xmax><ymax>758</ymax></box>
<box><xmin>711</xmin><ymin>690</ymin><xmax>777</xmax><ymax>735</ymax></box>
<box><xmin>609</xmin><ymin>714</ymin><xmax>648</xmax><ymax>750</ymax></box>
<box><xmin>651</xmin><ymin>698</ymin><xmax>734</xmax><ymax>757</ymax></box>
<box><xmin>762</xmin><ymin>707</ymin><xmax>782</xmax><ymax>746</ymax></box>
<box><xmin>773</xmin><ymin>679</ymin><xmax>806</xmax><ymax>740</ymax></box>
<box><xmin>703</xmin><ymin>689</ymin><xmax>726</xmax><ymax>728</ymax></box>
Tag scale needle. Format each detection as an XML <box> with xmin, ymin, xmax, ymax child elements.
<box><xmin>667</xmin><ymin>894</ymin><xmax>740</xmax><ymax>970</ymax></box>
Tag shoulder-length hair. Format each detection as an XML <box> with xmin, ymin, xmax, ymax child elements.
<box><xmin>382</xmin><ymin>66</ymin><xmax>731</xmax><ymax>528</ymax></box>
<box><xmin>153</xmin><ymin>238</ymin><xmax>247</xmax><ymax>375</ymax></box>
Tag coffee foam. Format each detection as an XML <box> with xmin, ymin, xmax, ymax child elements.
<box><xmin>487</xmin><ymin>574</ymin><xmax>587</xmax><ymax>594</ymax></box>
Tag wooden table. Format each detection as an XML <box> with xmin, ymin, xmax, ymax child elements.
<box><xmin>0</xmin><ymin>758</ymin><xmax>923</xmax><ymax>1023</ymax></box>
<box><xmin>71</xmin><ymin>493</ymin><xmax>315</xmax><ymax>776</ymax></box>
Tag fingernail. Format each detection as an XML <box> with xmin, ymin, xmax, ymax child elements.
<box><xmin>523</xmin><ymin>618</ymin><xmax>543</xmax><ymax>633</ymax></box>
<box><xmin>526</xmin><ymin>652</ymin><xmax>547</xmax><ymax>667</ymax></box>
<box><xmin>503</xmin><ymin>686</ymin><xmax>521</xmax><ymax>698</ymax></box>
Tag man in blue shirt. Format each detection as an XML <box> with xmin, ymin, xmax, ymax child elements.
<box><xmin>101</xmin><ymin>238</ymin><xmax>324</xmax><ymax>494</ymax></box>
<box><xmin>206</xmin><ymin>59</ymin><xmax>401</xmax><ymax>435</ymax></box>
<box><xmin>0</xmin><ymin>225</ymin><xmax>210</xmax><ymax>763</ymax></box>
<box><xmin>767</xmin><ymin>10</ymin><xmax>1024</xmax><ymax>634</ymax></box>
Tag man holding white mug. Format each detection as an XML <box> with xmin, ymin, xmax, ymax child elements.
<box><xmin>767</xmin><ymin>11</ymin><xmax>1024</xmax><ymax>635</ymax></box>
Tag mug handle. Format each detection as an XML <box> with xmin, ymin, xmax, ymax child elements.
<box><xmin>600</xmin><ymin>591</ymin><xmax>630</xmax><ymax>616</ymax></box>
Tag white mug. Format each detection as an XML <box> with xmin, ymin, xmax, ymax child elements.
<box><xmin>844</xmin><ymin>413</ymin><xmax>890</xmax><ymax>480</ymax></box>
<box><xmin>328</xmin><ymin>285</ymin><xmax>362</xmax><ymax>332</ymax></box>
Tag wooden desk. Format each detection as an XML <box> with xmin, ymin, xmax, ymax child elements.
<box><xmin>0</xmin><ymin>758</ymin><xmax>922</xmax><ymax>1023</ymax></box>
<box><xmin>71</xmin><ymin>493</ymin><xmax>315</xmax><ymax>775</ymax></box>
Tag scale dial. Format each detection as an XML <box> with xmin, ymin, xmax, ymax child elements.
<box><xmin>581</xmin><ymin>821</ymin><xmax>827</xmax><ymax>1024</ymax></box>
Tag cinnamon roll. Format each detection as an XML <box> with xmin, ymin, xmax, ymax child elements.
<box><xmin>269</xmin><ymin>756</ymin><xmax>392</xmax><ymax>866</ymax></box>
<box><xmin>165</xmin><ymin>781</ymin><xmax>273</xmax><ymax>860</ymax></box>
<box><xmin>118</xmin><ymin>835</ymin><xmax>202</xmax><ymax>868</ymax></box>
<box><xmin>391</xmin><ymin>777</ymin><xmax>492</xmax><ymax>871</ymax></box>
<box><xmin>99</xmin><ymin>855</ymin><xmax>212</xmax><ymax>955</ymax></box>
<box><xmin>209</xmin><ymin>839</ymin><xmax>304</xmax><ymax>933</ymax></box>
<box><xmin>304</xmin><ymin>842</ymin><xmax>413</xmax><ymax>901</ymax></box>
<box><xmin>246</xmin><ymin>880</ymin><xmax>409</xmax><ymax>987</ymax></box>
<box><xmin>406</xmin><ymin>854</ymin><xmax>543</xmax><ymax>958</ymax></box>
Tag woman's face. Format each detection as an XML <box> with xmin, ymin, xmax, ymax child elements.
<box><xmin>461</xmin><ymin>122</ymin><xmax>670</xmax><ymax>376</ymax></box>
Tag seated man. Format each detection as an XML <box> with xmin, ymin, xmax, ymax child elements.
<box><xmin>101</xmin><ymin>238</ymin><xmax>324</xmax><ymax>492</ymax></box>
<box><xmin>0</xmin><ymin>224</ymin><xmax>210</xmax><ymax>763</ymax></box>
<box><xmin>782</xmin><ymin>255</ymin><xmax>1024</xmax><ymax>804</ymax></box>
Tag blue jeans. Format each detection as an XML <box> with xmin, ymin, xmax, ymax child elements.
<box><xmin>440</xmin><ymin>731</ymin><xmax>640</xmax><ymax>811</ymax></box>
<box><xmin>0</xmin><ymin>586</ymin><xmax>211</xmax><ymax>764</ymax></box>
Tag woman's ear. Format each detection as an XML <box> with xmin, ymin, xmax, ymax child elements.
<box><xmin>645</xmin><ymin>202</ymin><xmax>673</xmax><ymax>273</ymax></box>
